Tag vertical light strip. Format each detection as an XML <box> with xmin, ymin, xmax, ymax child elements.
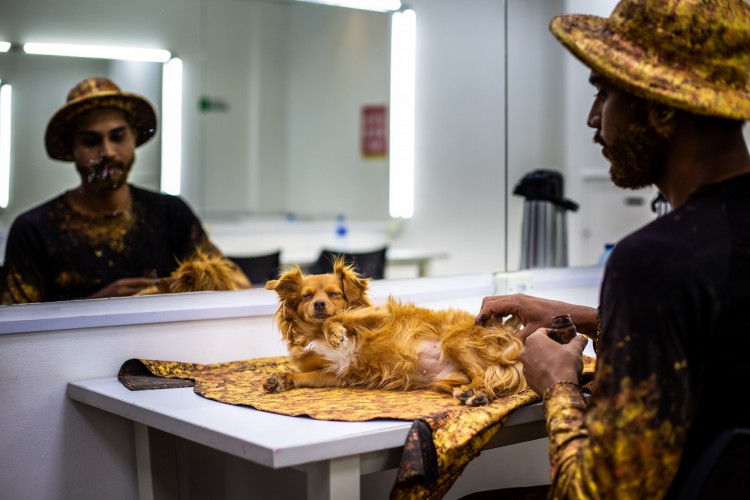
<box><xmin>161</xmin><ymin>57</ymin><xmax>183</xmax><ymax>195</ymax></box>
<box><xmin>389</xmin><ymin>9</ymin><xmax>416</xmax><ymax>219</ymax></box>
<box><xmin>0</xmin><ymin>84</ymin><xmax>11</xmax><ymax>208</ymax></box>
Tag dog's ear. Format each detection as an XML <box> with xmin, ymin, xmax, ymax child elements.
<box><xmin>336</xmin><ymin>264</ymin><xmax>371</xmax><ymax>305</ymax></box>
<box><xmin>342</xmin><ymin>276</ymin><xmax>370</xmax><ymax>304</ymax></box>
<box><xmin>265</xmin><ymin>279</ymin><xmax>280</xmax><ymax>290</ymax></box>
<box><xmin>266</xmin><ymin>267</ymin><xmax>303</xmax><ymax>298</ymax></box>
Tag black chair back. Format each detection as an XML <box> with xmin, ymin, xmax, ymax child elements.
<box><xmin>676</xmin><ymin>427</ymin><xmax>750</xmax><ymax>499</ymax></box>
<box><xmin>227</xmin><ymin>251</ymin><xmax>282</xmax><ymax>286</ymax></box>
<box><xmin>310</xmin><ymin>247</ymin><xmax>387</xmax><ymax>280</ymax></box>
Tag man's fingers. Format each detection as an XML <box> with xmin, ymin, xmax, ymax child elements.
<box><xmin>515</xmin><ymin>325</ymin><xmax>543</xmax><ymax>343</ymax></box>
<box><xmin>476</xmin><ymin>296</ymin><xmax>516</xmax><ymax>323</ymax></box>
<box><xmin>568</xmin><ymin>334</ymin><xmax>589</xmax><ymax>354</ymax></box>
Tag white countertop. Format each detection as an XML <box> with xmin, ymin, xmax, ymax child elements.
<box><xmin>67</xmin><ymin>377</ymin><xmax>547</xmax><ymax>469</ymax></box>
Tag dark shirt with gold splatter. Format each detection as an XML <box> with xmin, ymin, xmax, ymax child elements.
<box><xmin>1</xmin><ymin>185</ymin><xmax>218</xmax><ymax>304</ymax></box>
<box><xmin>543</xmin><ymin>172</ymin><xmax>750</xmax><ymax>499</ymax></box>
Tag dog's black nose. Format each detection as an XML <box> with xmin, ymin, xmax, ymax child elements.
<box><xmin>314</xmin><ymin>300</ymin><xmax>327</xmax><ymax>311</ymax></box>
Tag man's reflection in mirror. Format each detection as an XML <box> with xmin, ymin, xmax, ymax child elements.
<box><xmin>0</xmin><ymin>77</ymin><xmax>249</xmax><ymax>304</ymax></box>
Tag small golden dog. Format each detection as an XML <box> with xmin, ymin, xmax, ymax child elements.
<box><xmin>136</xmin><ymin>250</ymin><xmax>251</xmax><ymax>295</ymax></box>
<box><xmin>264</xmin><ymin>261</ymin><xmax>526</xmax><ymax>406</ymax></box>
<box><xmin>264</xmin><ymin>260</ymin><xmax>373</xmax><ymax>374</ymax></box>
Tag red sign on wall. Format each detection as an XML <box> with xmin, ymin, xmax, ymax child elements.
<box><xmin>361</xmin><ymin>105</ymin><xmax>388</xmax><ymax>158</ymax></box>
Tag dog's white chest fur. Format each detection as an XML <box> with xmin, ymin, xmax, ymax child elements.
<box><xmin>305</xmin><ymin>338</ymin><xmax>356</xmax><ymax>375</ymax></box>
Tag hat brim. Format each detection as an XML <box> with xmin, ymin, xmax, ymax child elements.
<box><xmin>550</xmin><ymin>14</ymin><xmax>750</xmax><ymax>120</ymax></box>
<box><xmin>45</xmin><ymin>91</ymin><xmax>157</xmax><ymax>161</ymax></box>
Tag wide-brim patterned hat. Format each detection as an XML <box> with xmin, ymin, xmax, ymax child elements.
<box><xmin>45</xmin><ymin>77</ymin><xmax>157</xmax><ymax>161</ymax></box>
<box><xmin>549</xmin><ymin>0</ymin><xmax>750</xmax><ymax>120</ymax></box>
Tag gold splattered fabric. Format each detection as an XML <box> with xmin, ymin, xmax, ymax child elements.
<box><xmin>543</xmin><ymin>173</ymin><xmax>750</xmax><ymax>499</ymax></box>
<box><xmin>119</xmin><ymin>355</ymin><xmax>596</xmax><ymax>499</ymax></box>
<box><xmin>1</xmin><ymin>184</ymin><xmax>217</xmax><ymax>304</ymax></box>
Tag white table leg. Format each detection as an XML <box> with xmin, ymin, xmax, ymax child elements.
<box><xmin>304</xmin><ymin>455</ymin><xmax>361</xmax><ymax>500</ymax></box>
<box><xmin>134</xmin><ymin>422</ymin><xmax>155</xmax><ymax>500</ymax></box>
<box><xmin>133</xmin><ymin>423</ymin><xmax>179</xmax><ymax>500</ymax></box>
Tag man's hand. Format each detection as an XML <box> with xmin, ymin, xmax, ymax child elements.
<box><xmin>475</xmin><ymin>293</ymin><xmax>599</xmax><ymax>341</ymax></box>
<box><xmin>520</xmin><ymin>329</ymin><xmax>589</xmax><ymax>397</ymax></box>
<box><xmin>88</xmin><ymin>277</ymin><xmax>159</xmax><ymax>299</ymax></box>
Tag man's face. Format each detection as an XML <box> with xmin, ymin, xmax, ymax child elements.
<box><xmin>71</xmin><ymin>108</ymin><xmax>136</xmax><ymax>191</ymax></box>
<box><xmin>587</xmin><ymin>72</ymin><xmax>668</xmax><ymax>189</ymax></box>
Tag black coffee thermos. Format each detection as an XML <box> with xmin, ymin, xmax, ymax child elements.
<box><xmin>514</xmin><ymin>169</ymin><xmax>579</xmax><ymax>269</ymax></box>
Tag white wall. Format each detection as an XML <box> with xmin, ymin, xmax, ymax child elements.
<box><xmin>0</xmin><ymin>303</ymin><xmax>287</xmax><ymax>498</ymax></box>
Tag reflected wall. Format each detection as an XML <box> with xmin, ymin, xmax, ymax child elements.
<box><xmin>200</xmin><ymin>1</ymin><xmax>390</xmax><ymax>220</ymax></box>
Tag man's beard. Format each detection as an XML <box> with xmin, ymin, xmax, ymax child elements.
<box><xmin>81</xmin><ymin>159</ymin><xmax>131</xmax><ymax>191</ymax></box>
<box><xmin>606</xmin><ymin>119</ymin><xmax>668</xmax><ymax>190</ymax></box>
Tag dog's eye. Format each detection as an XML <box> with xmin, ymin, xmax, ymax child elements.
<box><xmin>302</xmin><ymin>292</ymin><xmax>313</xmax><ymax>300</ymax></box>
<box><xmin>328</xmin><ymin>291</ymin><xmax>341</xmax><ymax>299</ymax></box>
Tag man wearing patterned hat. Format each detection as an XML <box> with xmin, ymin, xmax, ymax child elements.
<box><xmin>1</xmin><ymin>77</ymin><xmax>248</xmax><ymax>303</ymax></box>
<box><xmin>473</xmin><ymin>0</ymin><xmax>750</xmax><ymax>498</ymax></box>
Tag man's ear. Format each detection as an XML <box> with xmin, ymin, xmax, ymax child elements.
<box><xmin>646</xmin><ymin>102</ymin><xmax>678</xmax><ymax>137</ymax></box>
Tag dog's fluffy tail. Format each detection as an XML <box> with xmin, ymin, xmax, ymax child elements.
<box><xmin>485</xmin><ymin>361</ymin><xmax>527</xmax><ymax>396</ymax></box>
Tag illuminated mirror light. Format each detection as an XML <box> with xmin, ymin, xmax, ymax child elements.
<box><xmin>23</xmin><ymin>43</ymin><xmax>171</xmax><ymax>63</ymax></box>
<box><xmin>160</xmin><ymin>57</ymin><xmax>183</xmax><ymax>195</ymax></box>
<box><xmin>0</xmin><ymin>84</ymin><xmax>12</xmax><ymax>208</ymax></box>
<box><xmin>294</xmin><ymin>0</ymin><xmax>401</xmax><ymax>12</ymax></box>
<box><xmin>0</xmin><ymin>42</ymin><xmax>10</xmax><ymax>53</ymax></box>
<box><xmin>389</xmin><ymin>9</ymin><xmax>416</xmax><ymax>219</ymax></box>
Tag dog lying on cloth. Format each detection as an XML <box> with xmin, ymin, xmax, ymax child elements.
<box><xmin>264</xmin><ymin>260</ymin><xmax>527</xmax><ymax>406</ymax></box>
<box><xmin>119</xmin><ymin>355</ymin><xmax>595</xmax><ymax>499</ymax></box>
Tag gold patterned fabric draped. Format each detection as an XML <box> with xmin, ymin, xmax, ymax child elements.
<box><xmin>119</xmin><ymin>356</ymin><xmax>596</xmax><ymax>499</ymax></box>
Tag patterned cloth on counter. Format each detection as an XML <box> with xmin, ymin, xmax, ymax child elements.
<box><xmin>119</xmin><ymin>355</ymin><xmax>596</xmax><ymax>499</ymax></box>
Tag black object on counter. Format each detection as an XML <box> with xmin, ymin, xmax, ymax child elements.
<box><xmin>514</xmin><ymin>169</ymin><xmax>579</xmax><ymax>269</ymax></box>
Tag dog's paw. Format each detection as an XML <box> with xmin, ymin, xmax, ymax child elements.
<box><xmin>263</xmin><ymin>373</ymin><xmax>292</xmax><ymax>393</ymax></box>
<box><xmin>454</xmin><ymin>387</ymin><xmax>491</xmax><ymax>406</ymax></box>
<box><xmin>323</xmin><ymin>322</ymin><xmax>348</xmax><ymax>348</ymax></box>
